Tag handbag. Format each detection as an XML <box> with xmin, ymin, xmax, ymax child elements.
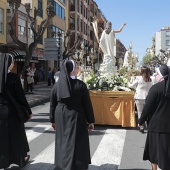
<box><xmin>27</xmin><ymin>76</ymin><xmax>34</xmax><ymax>84</ymax></box>
<box><xmin>6</xmin><ymin>89</ymin><xmax>30</xmax><ymax>123</ymax></box>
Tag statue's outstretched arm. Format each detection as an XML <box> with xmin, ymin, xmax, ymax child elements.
<box><xmin>114</xmin><ymin>23</ymin><xmax>127</xmax><ymax>33</ymax></box>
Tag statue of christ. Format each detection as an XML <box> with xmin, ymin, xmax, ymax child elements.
<box><xmin>99</xmin><ymin>22</ymin><xmax>126</xmax><ymax>66</ymax></box>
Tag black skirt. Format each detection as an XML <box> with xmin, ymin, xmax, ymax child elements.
<box><xmin>143</xmin><ymin>131</ymin><xmax>170</xmax><ymax>170</ymax></box>
<box><xmin>0</xmin><ymin>113</ymin><xmax>29</xmax><ymax>169</ymax></box>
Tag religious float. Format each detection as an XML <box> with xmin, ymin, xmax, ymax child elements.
<box><xmin>71</xmin><ymin>20</ymin><xmax>139</xmax><ymax>127</ymax></box>
<box><xmin>83</xmin><ymin>43</ymin><xmax>138</xmax><ymax>127</ymax></box>
<box><xmin>62</xmin><ymin>22</ymin><xmax>139</xmax><ymax>127</ymax></box>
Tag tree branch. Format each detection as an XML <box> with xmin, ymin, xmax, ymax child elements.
<box><xmin>24</xmin><ymin>3</ymin><xmax>37</xmax><ymax>37</ymax></box>
<box><xmin>8</xmin><ymin>3</ymin><xmax>27</xmax><ymax>50</ymax></box>
<box><xmin>66</xmin><ymin>34</ymin><xmax>82</xmax><ymax>56</ymax></box>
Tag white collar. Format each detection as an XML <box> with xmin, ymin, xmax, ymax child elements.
<box><xmin>8</xmin><ymin>70</ymin><xmax>11</xmax><ymax>73</ymax></box>
<box><xmin>70</xmin><ymin>76</ymin><xmax>76</xmax><ymax>79</ymax></box>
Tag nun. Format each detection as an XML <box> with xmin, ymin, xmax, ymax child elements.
<box><xmin>139</xmin><ymin>64</ymin><xmax>170</xmax><ymax>170</ymax></box>
<box><xmin>0</xmin><ymin>53</ymin><xmax>32</xmax><ymax>169</ymax></box>
<box><xmin>50</xmin><ymin>60</ymin><xmax>95</xmax><ymax>170</ymax></box>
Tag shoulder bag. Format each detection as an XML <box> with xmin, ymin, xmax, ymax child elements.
<box><xmin>6</xmin><ymin>89</ymin><xmax>30</xmax><ymax>123</ymax></box>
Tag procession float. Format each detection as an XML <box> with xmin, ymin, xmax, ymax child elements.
<box><xmin>62</xmin><ymin>21</ymin><xmax>139</xmax><ymax>127</ymax></box>
<box><xmin>71</xmin><ymin>20</ymin><xmax>140</xmax><ymax>127</ymax></box>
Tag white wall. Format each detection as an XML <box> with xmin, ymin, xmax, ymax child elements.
<box><xmin>155</xmin><ymin>28</ymin><xmax>170</xmax><ymax>56</ymax></box>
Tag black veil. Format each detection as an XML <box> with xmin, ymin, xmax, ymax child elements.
<box><xmin>159</xmin><ymin>64</ymin><xmax>170</xmax><ymax>98</ymax></box>
<box><xmin>57</xmin><ymin>59</ymin><xmax>75</xmax><ymax>100</ymax></box>
<box><xmin>0</xmin><ymin>53</ymin><xmax>13</xmax><ymax>93</ymax></box>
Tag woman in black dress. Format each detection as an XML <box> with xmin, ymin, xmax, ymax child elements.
<box><xmin>0</xmin><ymin>53</ymin><xmax>32</xmax><ymax>169</ymax></box>
<box><xmin>50</xmin><ymin>60</ymin><xmax>95</xmax><ymax>170</ymax></box>
<box><xmin>139</xmin><ymin>64</ymin><xmax>170</xmax><ymax>170</ymax></box>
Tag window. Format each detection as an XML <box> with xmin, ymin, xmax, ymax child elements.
<box><xmin>51</xmin><ymin>26</ymin><xmax>64</xmax><ymax>40</ymax></box>
<box><xmin>38</xmin><ymin>0</ymin><xmax>43</xmax><ymax>18</ymax></box>
<box><xmin>77</xmin><ymin>18</ymin><xmax>80</xmax><ymax>31</ymax></box>
<box><xmin>80</xmin><ymin>19</ymin><xmax>82</xmax><ymax>32</ymax></box>
<box><xmin>90</xmin><ymin>30</ymin><xmax>93</xmax><ymax>40</ymax></box>
<box><xmin>81</xmin><ymin>2</ymin><xmax>83</xmax><ymax>14</ymax></box>
<box><xmin>61</xmin><ymin>8</ymin><xmax>65</xmax><ymax>19</ymax></box>
<box><xmin>28</xmin><ymin>23</ymin><xmax>33</xmax><ymax>38</ymax></box>
<box><xmin>0</xmin><ymin>8</ymin><xmax>4</xmax><ymax>34</ymax></box>
<box><xmin>54</xmin><ymin>2</ymin><xmax>65</xmax><ymax>20</ymax></box>
<box><xmin>166</xmin><ymin>40</ymin><xmax>170</xmax><ymax>46</ymax></box>
<box><xmin>166</xmin><ymin>31</ymin><xmax>170</xmax><ymax>37</ymax></box>
<box><xmin>18</xmin><ymin>18</ymin><xmax>26</xmax><ymax>35</ymax></box>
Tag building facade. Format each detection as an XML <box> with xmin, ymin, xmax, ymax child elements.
<box><xmin>69</xmin><ymin>0</ymin><xmax>99</xmax><ymax>67</ymax></box>
<box><xmin>155</xmin><ymin>26</ymin><xmax>170</xmax><ymax>56</ymax></box>
<box><xmin>0</xmin><ymin>0</ymin><xmax>7</xmax><ymax>45</ymax></box>
<box><xmin>5</xmin><ymin>0</ymin><xmax>68</xmax><ymax>79</ymax></box>
<box><xmin>46</xmin><ymin>0</ymin><xmax>68</xmax><ymax>69</ymax></box>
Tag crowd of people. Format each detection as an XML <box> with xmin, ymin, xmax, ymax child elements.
<box><xmin>18</xmin><ymin>66</ymin><xmax>60</xmax><ymax>94</ymax></box>
<box><xmin>1</xmin><ymin>51</ymin><xmax>170</xmax><ymax>170</ymax></box>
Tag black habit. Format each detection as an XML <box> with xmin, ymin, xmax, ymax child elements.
<box><xmin>50</xmin><ymin>78</ymin><xmax>95</xmax><ymax>170</ymax></box>
<box><xmin>139</xmin><ymin>80</ymin><xmax>170</xmax><ymax>170</ymax></box>
<box><xmin>0</xmin><ymin>72</ymin><xmax>32</xmax><ymax>168</ymax></box>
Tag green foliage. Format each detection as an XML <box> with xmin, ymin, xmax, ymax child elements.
<box><xmin>142</xmin><ymin>54</ymin><xmax>152</xmax><ymax>65</ymax></box>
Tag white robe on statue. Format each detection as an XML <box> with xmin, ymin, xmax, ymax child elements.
<box><xmin>99</xmin><ymin>30</ymin><xmax>117</xmax><ymax>76</ymax></box>
<box><xmin>99</xmin><ymin>30</ymin><xmax>116</xmax><ymax>65</ymax></box>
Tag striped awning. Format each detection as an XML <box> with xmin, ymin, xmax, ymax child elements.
<box><xmin>10</xmin><ymin>50</ymin><xmax>39</xmax><ymax>63</ymax></box>
<box><xmin>10</xmin><ymin>50</ymin><xmax>26</xmax><ymax>57</ymax></box>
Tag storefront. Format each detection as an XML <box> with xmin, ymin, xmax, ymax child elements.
<box><xmin>10</xmin><ymin>50</ymin><xmax>39</xmax><ymax>74</ymax></box>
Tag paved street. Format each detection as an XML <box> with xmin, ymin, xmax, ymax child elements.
<box><xmin>25</xmin><ymin>82</ymin><xmax>52</xmax><ymax>107</ymax></box>
<box><xmin>1</xmin><ymin>83</ymin><xmax>161</xmax><ymax>170</ymax></box>
<box><xmin>4</xmin><ymin>100</ymin><xmax>157</xmax><ymax>170</ymax></box>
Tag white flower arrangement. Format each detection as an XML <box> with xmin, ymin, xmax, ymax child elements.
<box><xmin>85</xmin><ymin>70</ymin><xmax>131</xmax><ymax>91</ymax></box>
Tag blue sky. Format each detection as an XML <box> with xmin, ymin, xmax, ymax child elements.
<box><xmin>94</xmin><ymin>0</ymin><xmax>170</xmax><ymax>62</ymax></box>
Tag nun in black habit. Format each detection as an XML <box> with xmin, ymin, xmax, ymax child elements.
<box><xmin>139</xmin><ymin>64</ymin><xmax>170</xmax><ymax>170</ymax></box>
<box><xmin>50</xmin><ymin>60</ymin><xmax>95</xmax><ymax>170</ymax></box>
<box><xmin>0</xmin><ymin>53</ymin><xmax>32</xmax><ymax>169</ymax></box>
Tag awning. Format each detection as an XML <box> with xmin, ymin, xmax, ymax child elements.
<box><xmin>10</xmin><ymin>50</ymin><xmax>39</xmax><ymax>63</ymax></box>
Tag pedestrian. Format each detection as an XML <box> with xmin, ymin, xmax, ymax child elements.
<box><xmin>128</xmin><ymin>66</ymin><xmax>152</xmax><ymax>133</ymax></box>
<box><xmin>25</xmin><ymin>66</ymin><xmax>34</xmax><ymax>94</ymax></box>
<box><xmin>20</xmin><ymin>73</ymin><xmax>24</xmax><ymax>89</ymax></box>
<box><xmin>51</xmin><ymin>67</ymin><xmax>56</xmax><ymax>85</ymax></box>
<box><xmin>54</xmin><ymin>68</ymin><xmax>60</xmax><ymax>82</ymax></box>
<box><xmin>38</xmin><ymin>67</ymin><xmax>44</xmax><ymax>81</ymax></box>
<box><xmin>139</xmin><ymin>64</ymin><xmax>170</xmax><ymax>170</ymax></box>
<box><xmin>33</xmin><ymin>67</ymin><xmax>38</xmax><ymax>85</ymax></box>
<box><xmin>50</xmin><ymin>60</ymin><xmax>95</xmax><ymax>170</ymax></box>
<box><xmin>0</xmin><ymin>53</ymin><xmax>32</xmax><ymax>169</ymax></box>
<box><xmin>47</xmin><ymin>68</ymin><xmax>52</xmax><ymax>86</ymax></box>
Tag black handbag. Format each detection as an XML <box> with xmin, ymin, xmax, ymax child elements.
<box><xmin>6</xmin><ymin>89</ymin><xmax>30</xmax><ymax>123</ymax></box>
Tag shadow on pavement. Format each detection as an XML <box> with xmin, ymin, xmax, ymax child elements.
<box><xmin>89</xmin><ymin>130</ymin><xmax>105</xmax><ymax>136</ymax></box>
<box><xmin>89</xmin><ymin>164</ymin><xmax>118</xmax><ymax>169</ymax></box>
<box><xmin>28</xmin><ymin>118</ymin><xmax>49</xmax><ymax>123</ymax></box>
<box><xmin>94</xmin><ymin>124</ymin><xmax>139</xmax><ymax>131</ymax></box>
<box><xmin>119</xmin><ymin>169</ymin><xmax>150</xmax><ymax>170</ymax></box>
<box><xmin>3</xmin><ymin>162</ymin><xmax>55</xmax><ymax>170</ymax></box>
